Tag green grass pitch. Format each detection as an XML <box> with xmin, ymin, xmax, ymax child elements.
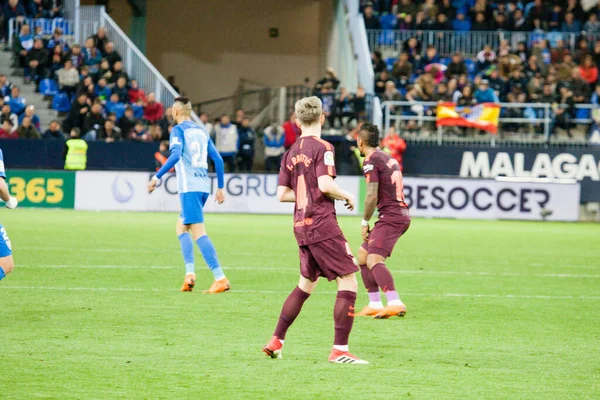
<box><xmin>1</xmin><ymin>209</ymin><xmax>599</xmax><ymax>399</ymax></box>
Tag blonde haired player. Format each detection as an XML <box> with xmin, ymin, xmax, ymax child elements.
<box><xmin>263</xmin><ymin>96</ymin><xmax>368</xmax><ymax>364</ymax></box>
<box><xmin>148</xmin><ymin>97</ymin><xmax>229</xmax><ymax>293</ymax></box>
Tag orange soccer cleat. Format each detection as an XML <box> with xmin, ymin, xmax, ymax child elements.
<box><xmin>263</xmin><ymin>336</ymin><xmax>283</xmax><ymax>359</ymax></box>
<box><xmin>373</xmin><ymin>303</ymin><xmax>407</xmax><ymax>319</ymax></box>
<box><xmin>180</xmin><ymin>273</ymin><xmax>196</xmax><ymax>292</ymax></box>
<box><xmin>203</xmin><ymin>277</ymin><xmax>230</xmax><ymax>294</ymax></box>
<box><xmin>356</xmin><ymin>305</ymin><xmax>383</xmax><ymax>317</ymax></box>
<box><xmin>329</xmin><ymin>349</ymin><xmax>369</xmax><ymax>364</ymax></box>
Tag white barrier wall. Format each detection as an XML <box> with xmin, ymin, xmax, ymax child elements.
<box><xmin>75</xmin><ymin>172</ymin><xmax>581</xmax><ymax>222</ymax></box>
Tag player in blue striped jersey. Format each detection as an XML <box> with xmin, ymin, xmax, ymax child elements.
<box><xmin>148</xmin><ymin>97</ymin><xmax>229</xmax><ymax>293</ymax></box>
<box><xmin>0</xmin><ymin>148</ymin><xmax>19</xmax><ymax>281</ymax></box>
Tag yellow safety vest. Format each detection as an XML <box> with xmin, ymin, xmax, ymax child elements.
<box><xmin>353</xmin><ymin>148</ymin><xmax>364</xmax><ymax>169</ymax></box>
<box><xmin>64</xmin><ymin>139</ymin><xmax>88</xmax><ymax>170</ymax></box>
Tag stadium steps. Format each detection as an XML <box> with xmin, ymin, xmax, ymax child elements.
<box><xmin>0</xmin><ymin>51</ymin><xmax>61</xmax><ymax>131</ymax></box>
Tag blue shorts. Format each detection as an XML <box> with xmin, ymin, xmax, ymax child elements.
<box><xmin>179</xmin><ymin>192</ymin><xmax>210</xmax><ymax>225</ymax></box>
<box><xmin>0</xmin><ymin>224</ymin><xmax>12</xmax><ymax>257</ymax></box>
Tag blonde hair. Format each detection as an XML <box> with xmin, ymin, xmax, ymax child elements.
<box><xmin>294</xmin><ymin>96</ymin><xmax>322</xmax><ymax>126</ymax></box>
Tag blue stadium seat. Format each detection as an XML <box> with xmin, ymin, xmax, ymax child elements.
<box><xmin>39</xmin><ymin>79</ymin><xmax>59</xmax><ymax>97</ymax></box>
<box><xmin>52</xmin><ymin>93</ymin><xmax>71</xmax><ymax>113</ymax></box>
<box><xmin>379</xmin><ymin>13</ymin><xmax>396</xmax><ymax>30</ymax></box>
<box><xmin>386</xmin><ymin>57</ymin><xmax>396</xmax><ymax>71</ymax></box>
<box><xmin>576</xmin><ymin>108</ymin><xmax>591</xmax><ymax>120</ymax></box>
<box><xmin>464</xmin><ymin>59</ymin><xmax>476</xmax><ymax>74</ymax></box>
<box><xmin>440</xmin><ymin>57</ymin><xmax>451</xmax><ymax>66</ymax></box>
<box><xmin>378</xmin><ymin>30</ymin><xmax>396</xmax><ymax>46</ymax></box>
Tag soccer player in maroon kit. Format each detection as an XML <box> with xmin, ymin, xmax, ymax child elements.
<box><xmin>355</xmin><ymin>123</ymin><xmax>411</xmax><ymax>319</ymax></box>
<box><xmin>263</xmin><ymin>96</ymin><xmax>368</xmax><ymax>364</ymax></box>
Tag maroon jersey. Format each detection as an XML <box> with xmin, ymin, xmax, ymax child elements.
<box><xmin>362</xmin><ymin>149</ymin><xmax>409</xmax><ymax>217</ymax></box>
<box><xmin>278</xmin><ymin>136</ymin><xmax>343</xmax><ymax>246</ymax></box>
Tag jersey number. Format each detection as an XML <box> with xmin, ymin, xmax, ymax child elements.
<box><xmin>391</xmin><ymin>171</ymin><xmax>405</xmax><ymax>202</ymax></box>
<box><xmin>190</xmin><ymin>141</ymin><xmax>208</xmax><ymax>168</ymax></box>
<box><xmin>296</xmin><ymin>175</ymin><xmax>308</xmax><ymax>211</ymax></box>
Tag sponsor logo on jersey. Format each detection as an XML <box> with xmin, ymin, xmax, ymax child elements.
<box><xmin>324</xmin><ymin>151</ymin><xmax>335</xmax><ymax>166</ymax></box>
<box><xmin>170</xmin><ymin>136</ymin><xmax>182</xmax><ymax>147</ymax></box>
<box><xmin>363</xmin><ymin>164</ymin><xmax>374</xmax><ymax>173</ymax></box>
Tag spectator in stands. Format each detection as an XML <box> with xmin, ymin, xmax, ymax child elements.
<box><xmin>335</xmin><ymin>87</ymin><xmax>355</xmax><ymax>128</ymax></box>
<box><xmin>472</xmin><ymin>12</ymin><xmax>490</xmax><ymax>31</ymax></box>
<box><xmin>100</xmin><ymin>119</ymin><xmax>122</xmax><ymax>143</ymax></box>
<box><xmin>199</xmin><ymin>112</ymin><xmax>213</xmax><ymax>135</ymax></box>
<box><xmin>570</xmin><ymin>68</ymin><xmax>591</xmax><ymax>103</ymax></box>
<box><xmin>434</xmin><ymin>13</ymin><xmax>452</xmax><ymax>30</ymax></box>
<box><xmin>103</xmin><ymin>42</ymin><xmax>121</xmax><ymax>67</ymax></box>
<box><xmin>476</xmin><ymin>45</ymin><xmax>497</xmax><ymax>72</ymax></box>
<box><xmin>13</xmin><ymin>24</ymin><xmax>33</xmax><ymax>68</ymax></box>
<box><xmin>314</xmin><ymin>67</ymin><xmax>340</xmax><ymax>92</ymax></box>
<box><xmin>557</xmin><ymin>53</ymin><xmax>577</xmax><ymax>81</ymax></box>
<box><xmin>43</xmin><ymin>120</ymin><xmax>64</xmax><ymax>140</ymax></box>
<box><xmin>167</xmin><ymin>76</ymin><xmax>180</xmax><ymax>94</ymax></box>
<box><xmin>375</xmin><ymin>69</ymin><xmax>391</xmax><ymax>96</ymax></box>
<box><xmin>16</xmin><ymin>116</ymin><xmax>40</xmax><ymax>139</ymax></box>
<box><xmin>118</xmin><ymin>106</ymin><xmax>137</xmax><ymax>136</ymax></box>
<box><xmin>539</xmin><ymin>83</ymin><xmax>557</xmax><ymax>104</ymax></box>
<box><xmin>352</xmin><ymin>85</ymin><xmax>367</xmax><ymax>123</ymax></box>
<box><xmin>362</xmin><ymin>3</ymin><xmax>380</xmax><ymax>29</ymax></box>
<box><xmin>84</xmin><ymin>38</ymin><xmax>102</xmax><ymax>75</ymax></box>
<box><xmin>154</xmin><ymin>141</ymin><xmax>171</xmax><ymax>171</ymax></box>
<box><xmin>128</xmin><ymin>79</ymin><xmax>145</xmax><ymax>103</ymax></box>
<box><xmin>592</xmin><ymin>84</ymin><xmax>600</xmax><ymax>105</ymax></box>
<box><xmin>234</xmin><ymin>109</ymin><xmax>245</xmax><ymax>127</ymax></box>
<box><xmin>446</xmin><ymin>52</ymin><xmax>467</xmax><ymax>79</ymax></box>
<box><xmin>237</xmin><ymin>117</ymin><xmax>255</xmax><ymax>171</ymax></box>
<box><xmin>96</xmin><ymin>59</ymin><xmax>113</xmax><ymax>83</ymax></box>
<box><xmin>0</xmin><ymin>119</ymin><xmax>16</xmax><ymax>139</ymax></box>
<box><xmin>474</xmin><ymin>80</ymin><xmax>499</xmax><ymax>103</ymax></box>
<box><xmin>419</xmin><ymin>45</ymin><xmax>440</xmax><ymax>72</ymax></box>
<box><xmin>0</xmin><ymin>75</ymin><xmax>13</xmax><ymax>98</ymax></box>
<box><xmin>562</xmin><ymin>12</ymin><xmax>581</xmax><ymax>33</ymax></box>
<box><xmin>453</xmin><ymin>12</ymin><xmax>471</xmax><ymax>32</ymax></box>
<box><xmin>396</xmin><ymin>14</ymin><xmax>414</xmax><ymax>30</ymax></box>
<box><xmin>111</xmin><ymin>61</ymin><xmax>129</xmax><ymax>83</ymax></box>
<box><xmin>372</xmin><ymin>51</ymin><xmax>386</xmax><ymax>75</ymax></box>
<box><xmin>381</xmin><ymin>81</ymin><xmax>402</xmax><ymax>115</ymax></box>
<box><xmin>47</xmin><ymin>28</ymin><xmax>68</xmax><ymax>52</ymax></box>
<box><xmin>47</xmin><ymin>46</ymin><xmax>65</xmax><ymax>79</ymax></box>
<box><xmin>2</xmin><ymin>0</ymin><xmax>26</xmax><ymax>41</ymax></box>
<box><xmin>5</xmin><ymin>86</ymin><xmax>26</xmax><ymax>115</ymax></box>
<box><xmin>457</xmin><ymin>86</ymin><xmax>475</xmax><ymax>106</ymax></box>
<box><xmin>552</xmin><ymin>86</ymin><xmax>576</xmax><ymax>138</ymax></box>
<box><xmin>575</xmin><ymin>39</ymin><xmax>591</xmax><ymax>64</ymax></box>
<box><xmin>104</xmin><ymin>93</ymin><xmax>125</xmax><ymax>120</ymax></box>
<box><xmin>282</xmin><ymin>111</ymin><xmax>300</xmax><ymax>149</ymax></box>
<box><xmin>128</xmin><ymin>120</ymin><xmax>150</xmax><ymax>141</ymax></box>
<box><xmin>403</xmin><ymin>37</ymin><xmax>421</xmax><ymax>64</ymax></box>
<box><xmin>113</xmin><ymin>76</ymin><xmax>128</xmax><ymax>103</ymax></box>
<box><xmin>95</xmin><ymin>78</ymin><xmax>111</xmax><ymax>102</ymax></box>
<box><xmin>57</xmin><ymin>59</ymin><xmax>79</xmax><ymax>96</ymax></box>
<box><xmin>158</xmin><ymin>107</ymin><xmax>173</xmax><ymax>139</ymax></box>
<box><xmin>19</xmin><ymin>105</ymin><xmax>40</xmax><ymax>130</ymax></box>
<box><xmin>65</xmin><ymin>93</ymin><xmax>89</xmax><ymax>132</ymax></box>
<box><xmin>579</xmin><ymin>55</ymin><xmax>598</xmax><ymax>87</ymax></box>
<box><xmin>29</xmin><ymin>0</ymin><xmax>61</xmax><ymax>19</ymax></box>
<box><xmin>67</xmin><ymin>44</ymin><xmax>84</xmax><ymax>69</ymax></box>
<box><xmin>92</xmin><ymin>27</ymin><xmax>108</xmax><ymax>55</ymax></box>
<box><xmin>143</xmin><ymin>92</ymin><xmax>164</xmax><ymax>124</ymax></box>
<box><xmin>584</xmin><ymin>13</ymin><xmax>600</xmax><ymax>34</ymax></box>
<box><xmin>512</xmin><ymin>9</ymin><xmax>529</xmax><ymax>31</ymax></box>
<box><xmin>24</xmin><ymin>38</ymin><xmax>47</xmax><ymax>84</ymax></box>
<box><xmin>396</xmin><ymin>0</ymin><xmax>417</xmax><ymax>17</ymax></box>
<box><xmin>0</xmin><ymin>104</ymin><xmax>18</xmax><ymax>132</ymax></box>
<box><xmin>320</xmin><ymin>83</ymin><xmax>336</xmax><ymax>127</ymax></box>
<box><xmin>214</xmin><ymin>114</ymin><xmax>238</xmax><ymax>172</ymax></box>
<box><xmin>82</xmin><ymin>103</ymin><xmax>105</xmax><ymax>141</ymax></box>
<box><xmin>263</xmin><ymin>123</ymin><xmax>285</xmax><ymax>172</ymax></box>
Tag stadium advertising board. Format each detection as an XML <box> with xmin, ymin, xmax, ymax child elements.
<box><xmin>403</xmin><ymin>147</ymin><xmax>600</xmax><ymax>202</ymax></box>
<box><xmin>369</xmin><ymin>177</ymin><xmax>580</xmax><ymax>222</ymax></box>
<box><xmin>75</xmin><ymin>171</ymin><xmax>580</xmax><ymax>221</ymax></box>
<box><xmin>7</xmin><ymin>170</ymin><xmax>75</xmax><ymax>208</ymax></box>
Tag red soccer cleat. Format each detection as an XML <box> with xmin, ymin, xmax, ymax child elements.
<box><xmin>329</xmin><ymin>349</ymin><xmax>369</xmax><ymax>364</ymax></box>
<box><xmin>180</xmin><ymin>273</ymin><xmax>196</xmax><ymax>292</ymax></box>
<box><xmin>263</xmin><ymin>336</ymin><xmax>283</xmax><ymax>359</ymax></box>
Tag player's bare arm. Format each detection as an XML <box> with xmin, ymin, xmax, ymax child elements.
<box><xmin>361</xmin><ymin>182</ymin><xmax>379</xmax><ymax>241</ymax></box>
<box><xmin>0</xmin><ymin>178</ymin><xmax>17</xmax><ymax>209</ymax></box>
<box><xmin>277</xmin><ymin>185</ymin><xmax>296</xmax><ymax>203</ymax></box>
<box><xmin>317</xmin><ymin>175</ymin><xmax>354</xmax><ymax>210</ymax></box>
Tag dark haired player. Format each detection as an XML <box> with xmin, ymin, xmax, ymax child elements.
<box><xmin>148</xmin><ymin>97</ymin><xmax>229</xmax><ymax>293</ymax></box>
<box><xmin>263</xmin><ymin>96</ymin><xmax>368</xmax><ymax>364</ymax></box>
<box><xmin>355</xmin><ymin>123</ymin><xmax>410</xmax><ymax>319</ymax></box>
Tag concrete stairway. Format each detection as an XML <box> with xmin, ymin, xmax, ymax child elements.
<box><xmin>0</xmin><ymin>50</ymin><xmax>62</xmax><ymax>131</ymax></box>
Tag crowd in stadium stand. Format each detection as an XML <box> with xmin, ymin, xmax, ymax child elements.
<box><xmin>364</xmin><ymin>0</ymin><xmax>600</xmax><ymax>137</ymax></box>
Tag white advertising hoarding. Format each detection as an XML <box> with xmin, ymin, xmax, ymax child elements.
<box><xmin>75</xmin><ymin>171</ymin><xmax>580</xmax><ymax>221</ymax></box>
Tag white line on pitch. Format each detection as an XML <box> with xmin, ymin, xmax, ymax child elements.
<box><xmin>15</xmin><ymin>264</ymin><xmax>600</xmax><ymax>279</ymax></box>
<box><xmin>1</xmin><ymin>285</ymin><xmax>599</xmax><ymax>300</ymax></box>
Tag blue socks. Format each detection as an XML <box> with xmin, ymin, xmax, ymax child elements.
<box><xmin>0</xmin><ymin>267</ymin><xmax>5</xmax><ymax>281</ymax></box>
<box><xmin>196</xmin><ymin>235</ymin><xmax>225</xmax><ymax>280</ymax></box>
<box><xmin>178</xmin><ymin>233</ymin><xmax>195</xmax><ymax>274</ymax></box>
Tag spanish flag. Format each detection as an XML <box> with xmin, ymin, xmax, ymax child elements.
<box><xmin>436</xmin><ymin>102</ymin><xmax>500</xmax><ymax>134</ymax></box>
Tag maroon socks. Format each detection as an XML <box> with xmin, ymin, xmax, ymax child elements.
<box><xmin>371</xmin><ymin>263</ymin><xmax>400</xmax><ymax>303</ymax></box>
<box><xmin>333</xmin><ymin>290</ymin><xmax>357</xmax><ymax>346</ymax></box>
<box><xmin>273</xmin><ymin>286</ymin><xmax>310</xmax><ymax>340</ymax></box>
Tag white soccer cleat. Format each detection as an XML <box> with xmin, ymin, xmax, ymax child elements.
<box><xmin>328</xmin><ymin>349</ymin><xmax>369</xmax><ymax>364</ymax></box>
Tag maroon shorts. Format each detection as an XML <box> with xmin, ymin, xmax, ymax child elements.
<box><xmin>299</xmin><ymin>235</ymin><xmax>359</xmax><ymax>282</ymax></box>
<box><xmin>361</xmin><ymin>218</ymin><xmax>410</xmax><ymax>258</ymax></box>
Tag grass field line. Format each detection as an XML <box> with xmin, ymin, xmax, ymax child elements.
<box><xmin>16</xmin><ymin>264</ymin><xmax>600</xmax><ymax>279</ymax></box>
<box><xmin>1</xmin><ymin>285</ymin><xmax>599</xmax><ymax>300</ymax></box>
